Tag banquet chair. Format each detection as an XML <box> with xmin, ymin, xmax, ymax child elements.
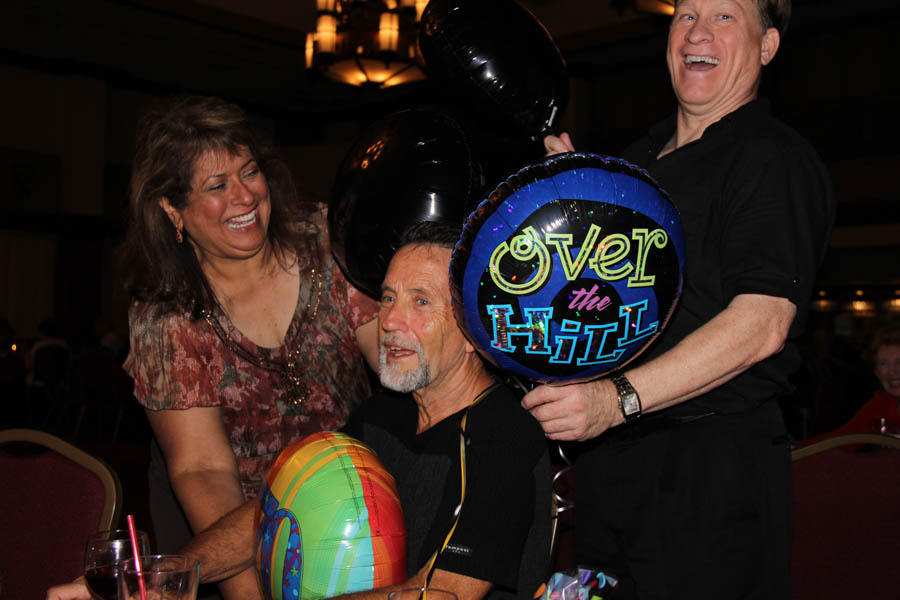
<box><xmin>791</xmin><ymin>433</ymin><xmax>900</xmax><ymax>600</ymax></box>
<box><xmin>0</xmin><ymin>428</ymin><xmax>122</xmax><ymax>600</ymax></box>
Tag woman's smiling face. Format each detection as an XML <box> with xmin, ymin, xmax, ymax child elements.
<box><xmin>875</xmin><ymin>344</ymin><xmax>900</xmax><ymax>399</ymax></box>
<box><xmin>165</xmin><ymin>145</ymin><xmax>272</xmax><ymax>264</ymax></box>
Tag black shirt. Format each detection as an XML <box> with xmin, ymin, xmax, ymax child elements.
<box><xmin>343</xmin><ymin>384</ymin><xmax>551</xmax><ymax>600</ymax></box>
<box><xmin>622</xmin><ymin>99</ymin><xmax>835</xmax><ymax>414</ymax></box>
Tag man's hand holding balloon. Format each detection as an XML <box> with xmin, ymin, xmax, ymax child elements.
<box><xmin>543</xmin><ymin>132</ymin><xmax>575</xmax><ymax>156</ymax></box>
<box><xmin>520</xmin><ymin>378</ymin><xmax>622</xmax><ymax>441</ymax></box>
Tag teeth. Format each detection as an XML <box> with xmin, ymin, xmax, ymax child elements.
<box><xmin>383</xmin><ymin>342</ymin><xmax>413</xmax><ymax>356</ymax></box>
<box><xmin>685</xmin><ymin>55</ymin><xmax>719</xmax><ymax>65</ymax></box>
<box><xmin>228</xmin><ymin>210</ymin><xmax>256</xmax><ymax>225</ymax></box>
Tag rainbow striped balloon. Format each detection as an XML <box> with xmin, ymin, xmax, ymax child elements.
<box><xmin>255</xmin><ymin>431</ymin><xmax>407</xmax><ymax>600</ymax></box>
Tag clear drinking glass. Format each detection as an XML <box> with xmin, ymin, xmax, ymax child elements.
<box><xmin>117</xmin><ymin>554</ymin><xmax>200</xmax><ymax>600</ymax></box>
<box><xmin>83</xmin><ymin>529</ymin><xmax>151</xmax><ymax>600</ymax></box>
<box><xmin>388</xmin><ymin>588</ymin><xmax>459</xmax><ymax>600</ymax></box>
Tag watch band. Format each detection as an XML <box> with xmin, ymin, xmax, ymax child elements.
<box><xmin>611</xmin><ymin>373</ymin><xmax>642</xmax><ymax>422</ymax></box>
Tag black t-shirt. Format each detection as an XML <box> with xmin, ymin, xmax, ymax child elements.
<box><xmin>343</xmin><ymin>384</ymin><xmax>551</xmax><ymax>600</ymax></box>
<box><xmin>622</xmin><ymin>99</ymin><xmax>835</xmax><ymax>414</ymax></box>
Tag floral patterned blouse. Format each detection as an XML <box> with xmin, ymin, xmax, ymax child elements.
<box><xmin>124</xmin><ymin>209</ymin><xmax>379</xmax><ymax>499</ymax></box>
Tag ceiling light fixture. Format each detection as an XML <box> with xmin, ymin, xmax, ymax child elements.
<box><xmin>306</xmin><ymin>0</ymin><xmax>427</xmax><ymax>88</ymax></box>
<box><xmin>634</xmin><ymin>0</ymin><xmax>675</xmax><ymax>16</ymax></box>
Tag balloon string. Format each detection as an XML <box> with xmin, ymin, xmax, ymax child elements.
<box><xmin>552</xmin><ymin>443</ymin><xmax>575</xmax><ymax>514</ymax></box>
<box><xmin>508</xmin><ymin>375</ymin><xmax>536</xmax><ymax>396</ymax></box>
<box><xmin>422</xmin><ymin>382</ymin><xmax>502</xmax><ymax>588</ymax></box>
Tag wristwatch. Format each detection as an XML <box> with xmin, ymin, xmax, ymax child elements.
<box><xmin>611</xmin><ymin>373</ymin><xmax>642</xmax><ymax>423</ymax></box>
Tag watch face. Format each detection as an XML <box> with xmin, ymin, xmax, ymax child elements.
<box><xmin>622</xmin><ymin>393</ymin><xmax>640</xmax><ymax>416</ymax></box>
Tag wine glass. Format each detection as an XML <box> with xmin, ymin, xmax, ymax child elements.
<box><xmin>83</xmin><ymin>529</ymin><xmax>150</xmax><ymax>600</ymax></box>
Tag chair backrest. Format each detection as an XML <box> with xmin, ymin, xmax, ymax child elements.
<box><xmin>0</xmin><ymin>428</ymin><xmax>122</xmax><ymax>599</ymax></box>
<box><xmin>791</xmin><ymin>433</ymin><xmax>900</xmax><ymax>600</ymax></box>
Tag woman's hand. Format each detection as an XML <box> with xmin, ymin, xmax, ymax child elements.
<box><xmin>46</xmin><ymin>576</ymin><xmax>91</xmax><ymax>600</ymax></box>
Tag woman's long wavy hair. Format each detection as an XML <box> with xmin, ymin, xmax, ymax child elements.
<box><xmin>119</xmin><ymin>95</ymin><xmax>317</xmax><ymax>318</ymax></box>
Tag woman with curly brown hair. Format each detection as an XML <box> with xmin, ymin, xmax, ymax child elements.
<box><xmin>119</xmin><ymin>95</ymin><xmax>378</xmax><ymax>598</ymax></box>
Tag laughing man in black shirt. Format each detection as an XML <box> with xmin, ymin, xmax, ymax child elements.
<box><xmin>524</xmin><ymin>0</ymin><xmax>835</xmax><ymax>598</ymax></box>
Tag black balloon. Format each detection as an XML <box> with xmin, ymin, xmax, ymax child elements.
<box><xmin>329</xmin><ymin>110</ymin><xmax>479</xmax><ymax>298</ymax></box>
<box><xmin>419</xmin><ymin>0</ymin><xmax>568</xmax><ymax>140</ymax></box>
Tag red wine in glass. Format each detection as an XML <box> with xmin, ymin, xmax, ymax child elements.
<box><xmin>83</xmin><ymin>563</ymin><xmax>118</xmax><ymax>600</ymax></box>
<box><xmin>83</xmin><ymin>529</ymin><xmax>150</xmax><ymax>600</ymax></box>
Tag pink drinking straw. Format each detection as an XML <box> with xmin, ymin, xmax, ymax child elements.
<box><xmin>126</xmin><ymin>514</ymin><xmax>148</xmax><ymax>600</ymax></box>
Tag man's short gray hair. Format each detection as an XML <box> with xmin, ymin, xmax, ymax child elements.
<box><xmin>673</xmin><ymin>0</ymin><xmax>791</xmax><ymax>37</ymax></box>
<box><xmin>757</xmin><ymin>0</ymin><xmax>791</xmax><ymax>37</ymax></box>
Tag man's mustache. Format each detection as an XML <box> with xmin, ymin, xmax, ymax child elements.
<box><xmin>379</xmin><ymin>333</ymin><xmax>423</xmax><ymax>355</ymax></box>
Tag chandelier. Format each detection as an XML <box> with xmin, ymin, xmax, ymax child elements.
<box><xmin>306</xmin><ymin>0</ymin><xmax>429</xmax><ymax>88</ymax></box>
<box><xmin>633</xmin><ymin>0</ymin><xmax>674</xmax><ymax>15</ymax></box>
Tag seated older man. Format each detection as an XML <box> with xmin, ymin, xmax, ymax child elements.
<box><xmin>48</xmin><ymin>223</ymin><xmax>551</xmax><ymax>600</ymax></box>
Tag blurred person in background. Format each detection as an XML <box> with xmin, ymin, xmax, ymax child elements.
<box><xmin>801</xmin><ymin>319</ymin><xmax>900</xmax><ymax>441</ymax></box>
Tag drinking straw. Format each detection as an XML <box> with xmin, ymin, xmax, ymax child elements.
<box><xmin>126</xmin><ymin>514</ymin><xmax>148</xmax><ymax>600</ymax></box>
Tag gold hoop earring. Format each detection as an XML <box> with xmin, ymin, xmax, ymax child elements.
<box><xmin>175</xmin><ymin>227</ymin><xmax>184</xmax><ymax>244</ymax></box>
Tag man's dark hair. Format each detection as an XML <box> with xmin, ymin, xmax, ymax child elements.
<box><xmin>397</xmin><ymin>220</ymin><xmax>463</xmax><ymax>251</ymax></box>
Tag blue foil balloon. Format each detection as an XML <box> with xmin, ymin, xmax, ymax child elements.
<box><xmin>450</xmin><ymin>153</ymin><xmax>686</xmax><ymax>384</ymax></box>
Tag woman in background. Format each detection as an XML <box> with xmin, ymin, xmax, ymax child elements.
<box><xmin>119</xmin><ymin>95</ymin><xmax>378</xmax><ymax>598</ymax></box>
<box><xmin>803</xmin><ymin>320</ymin><xmax>899</xmax><ymax>441</ymax></box>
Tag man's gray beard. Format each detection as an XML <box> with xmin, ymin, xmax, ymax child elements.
<box><xmin>378</xmin><ymin>341</ymin><xmax>431</xmax><ymax>393</ymax></box>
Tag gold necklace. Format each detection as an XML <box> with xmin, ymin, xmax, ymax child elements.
<box><xmin>200</xmin><ymin>266</ymin><xmax>323</xmax><ymax>409</ymax></box>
